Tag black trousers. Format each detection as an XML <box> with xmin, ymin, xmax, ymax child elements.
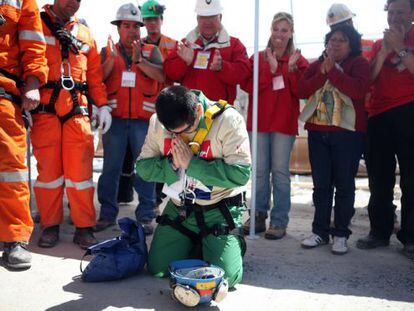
<box><xmin>366</xmin><ymin>102</ymin><xmax>414</xmax><ymax>244</ymax></box>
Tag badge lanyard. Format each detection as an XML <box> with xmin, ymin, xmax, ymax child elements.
<box><xmin>119</xmin><ymin>42</ymin><xmax>137</xmax><ymax>88</ymax></box>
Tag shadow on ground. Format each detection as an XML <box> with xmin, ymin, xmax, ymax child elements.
<box><xmin>4</xmin><ymin>181</ymin><xmax>413</xmax><ymax>309</ymax></box>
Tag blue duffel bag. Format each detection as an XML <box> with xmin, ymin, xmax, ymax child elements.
<box><xmin>80</xmin><ymin>217</ymin><xmax>148</xmax><ymax>282</ymax></box>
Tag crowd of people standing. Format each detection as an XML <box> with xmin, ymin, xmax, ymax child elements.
<box><xmin>1</xmin><ymin>0</ymin><xmax>413</xmax><ymax>292</ymax></box>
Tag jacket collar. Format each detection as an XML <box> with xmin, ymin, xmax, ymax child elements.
<box><xmin>185</xmin><ymin>26</ymin><xmax>231</xmax><ymax>50</ymax></box>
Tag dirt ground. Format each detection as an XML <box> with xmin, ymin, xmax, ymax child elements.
<box><xmin>1</xmin><ymin>167</ymin><xmax>414</xmax><ymax>310</ymax></box>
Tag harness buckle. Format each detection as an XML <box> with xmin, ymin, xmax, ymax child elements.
<box><xmin>179</xmin><ymin>188</ymin><xmax>196</xmax><ymax>206</ymax></box>
<box><xmin>60</xmin><ymin>62</ymin><xmax>75</xmax><ymax>91</ymax></box>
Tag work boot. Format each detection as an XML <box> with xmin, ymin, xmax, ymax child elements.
<box><xmin>264</xmin><ymin>225</ymin><xmax>286</xmax><ymax>240</ymax></box>
<box><xmin>2</xmin><ymin>242</ymin><xmax>32</xmax><ymax>270</ymax></box>
<box><xmin>38</xmin><ymin>225</ymin><xmax>60</xmax><ymax>248</ymax></box>
<box><xmin>141</xmin><ymin>219</ymin><xmax>154</xmax><ymax>236</ymax></box>
<box><xmin>243</xmin><ymin>211</ymin><xmax>267</xmax><ymax>234</ymax></box>
<box><xmin>356</xmin><ymin>234</ymin><xmax>389</xmax><ymax>249</ymax></box>
<box><xmin>73</xmin><ymin>227</ymin><xmax>98</xmax><ymax>250</ymax></box>
<box><xmin>93</xmin><ymin>218</ymin><xmax>116</xmax><ymax>232</ymax></box>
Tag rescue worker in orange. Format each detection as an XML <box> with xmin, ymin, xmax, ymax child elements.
<box><xmin>0</xmin><ymin>0</ymin><xmax>48</xmax><ymax>269</ymax></box>
<box><xmin>95</xmin><ymin>3</ymin><xmax>164</xmax><ymax>233</ymax></box>
<box><xmin>32</xmin><ymin>0</ymin><xmax>111</xmax><ymax>249</ymax></box>
<box><xmin>116</xmin><ymin>0</ymin><xmax>177</xmax><ymax>209</ymax></box>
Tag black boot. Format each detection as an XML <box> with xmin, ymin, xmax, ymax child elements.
<box><xmin>73</xmin><ymin>227</ymin><xmax>98</xmax><ymax>249</ymax></box>
<box><xmin>38</xmin><ymin>225</ymin><xmax>60</xmax><ymax>248</ymax></box>
<box><xmin>2</xmin><ymin>242</ymin><xmax>32</xmax><ymax>270</ymax></box>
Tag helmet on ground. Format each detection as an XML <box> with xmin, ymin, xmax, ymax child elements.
<box><xmin>326</xmin><ymin>3</ymin><xmax>355</xmax><ymax>27</ymax></box>
<box><xmin>111</xmin><ymin>3</ymin><xmax>143</xmax><ymax>26</ymax></box>
<box><xmin>141</xmin><ymin>0</ymin><xmax>166</xmax><ymax>18</ymax></box>
<box><xmin>195</xmin><ymin>0</ymin><xmax>223</xmax><ymax>17</ymax></box>
<box><xmin>169</xmin><ymin>259</ymin><xmax>228</xmax><ymax>307</ymax></box>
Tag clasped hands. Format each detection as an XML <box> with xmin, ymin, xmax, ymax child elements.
<box><xmin>170</xmin><ymin>135</ymin><xmax>193</xmax><ymax>171</ymax></box>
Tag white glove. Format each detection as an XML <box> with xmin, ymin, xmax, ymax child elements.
<box><xmin>98</xmin><ymin>105</ymin><xmax>112</xmax><ymax>134</ymax></box>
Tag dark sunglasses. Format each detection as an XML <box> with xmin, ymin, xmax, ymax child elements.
<box><xmin>166</xmin><ymin>120</ymin><xmax>195</xmax><ymax>135</ymax></box>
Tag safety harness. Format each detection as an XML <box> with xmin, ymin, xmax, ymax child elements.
<box><xmin>0</xmin><ymin>69</ymin><xmax>31</xmax><ymax>128</ymax></box>
<box><xmin>0</xmin><ymin>69</ymin><xmax>22</xmax><ymax>105</ymax></box>
<box><xmin>157</xmin><ymin>100</ymin><xmax>246</xmax><ymax>247</ymax></box>
<box><xmin>31</xmin><ymin>12</ymin><xmax>90</xmax><ymax>123</ymax></box>
<box><xmin>189</xmin><ymin>99</ymin><xmax>229</xmax><ymax>155</ymax></box>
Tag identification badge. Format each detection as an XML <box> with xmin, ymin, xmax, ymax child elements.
<box><xmin>272</xmin><ymin>75</ymin><xmax>285</xmax><ymax>91</ymax></box>
<box><xmin>193</xmin><ymin>51</ymin><xmax>211</xmax><ymax>69</ymax></box>
<box><xmin>121</xmin><ymin>71</ymin><xmax>136</xmax><ymax>88</ymax></box>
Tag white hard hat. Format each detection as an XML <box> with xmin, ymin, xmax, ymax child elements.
<box><xmin>111</xmin><ymin>3</ymin><xmax>143</xmax><ymax>26</ymax></box>
<box><xmin>195</xmin><ymin>0</ymin><xmax>223</xmax><ymax>17</ymax></box>
<box><xmin>326</xmin><ymin>3</ymin><xmax>355</xmax><ymax>27</ymax></box>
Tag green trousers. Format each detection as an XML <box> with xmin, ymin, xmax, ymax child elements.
<box><xmin>148</xmin><ymin>200</ymin><xmax>245</xmax><ymax>288</ymax></box>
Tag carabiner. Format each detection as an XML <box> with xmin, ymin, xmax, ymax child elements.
<box><xmin>60</xmin><ymin>62</ymin><xmax>75</xmax><ymax>91</ymax></box>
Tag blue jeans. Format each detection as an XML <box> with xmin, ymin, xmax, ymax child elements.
<box><xmin>98</xmin><ymin>118</ymin><xmax>156</xmax><ymax>222</ymax></box>
<box><xmin>308</xmin><ymin>130</ymin><xmax>365</xmax><ymax>240</ymax></box>
<box><xmin>250</xmin><ymin>131</ymin><xmax>295</xmax><ymax>228</ymax></box>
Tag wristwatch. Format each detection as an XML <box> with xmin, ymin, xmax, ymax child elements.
<box><xmin>398</xmin><ymin>48</ymin><xmax>409</xmax><ymax>59</ymax></box>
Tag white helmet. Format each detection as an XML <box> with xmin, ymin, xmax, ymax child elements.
<box><xmin>326</xmin><ymin>3</ymin><xmax>355</xmax><ymax>27</ymax></box>
<box><xmin>111</xmin><ymin>3</ymin><xmax>143</xmax><ymax>26</ymax></box>
<box><xmin>195</xmin><ymin>0</ymin><xmax>223</xmax><ymax>17</ymax></box>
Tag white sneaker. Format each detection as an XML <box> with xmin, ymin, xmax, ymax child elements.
<box><xmin>301</xmin><ymin>234</ymin><xmax>328</xmax><ymax>248</ymax></box>
<box><xmin>332</xmin><ymin>236</ymin><xmax>348</xmax><ymax>255</ymax></box>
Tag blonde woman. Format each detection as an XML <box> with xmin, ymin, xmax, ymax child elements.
<box><xmin>242</xmin><ymin>12</ymin><xmax>308</xmax><ymax>239</ymax></box>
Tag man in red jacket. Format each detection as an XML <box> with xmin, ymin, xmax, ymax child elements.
<box><xmin>163</xmin><ymin>0</ymin><xmax>250</xmax><ymax>104</ymax></box>
<box><xmin>356</xmin><ymin>0</ymin><xmax>414</xmax><ymax>260</ymax></box>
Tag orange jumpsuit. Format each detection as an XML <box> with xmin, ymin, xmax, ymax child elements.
<box><xmin>0</xmin><ymin>0</ymin><xmax>48</xmax><ymax>242</ymax></box>
<box><xmin>31</xmin><ymin>5</ymin><xmax>107</xmax><ymax>228</ymax></box>
<box><xmin>143</xmin><ymin>33</ymin><xmax>177</xmax><ymax>93</ymax></box>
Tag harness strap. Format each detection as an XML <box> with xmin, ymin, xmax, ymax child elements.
<box><xmin>32</xmin><ymin>81</ymin><xmax>89</xmax><ymax>123</ymax></box>
<box><xmin>0</xmin><ymin>87</ymin><xmax>22</xmax><ymax>105</ymax></box>
<box><xmin>39</xmin><ymin>13</ymin><xmax>90</xmax><ymax>124</ymax></box>
<box><xmin>193</xmin><ymin>207</ymin><xmax>208</xmax><ymax>238</ymax></box>
<box><xmin>156</xmin><ymin>215</ymin><xmax>200</xmax><ymax>244</ymax></box>
<box><xmin>0</xmin><ymin>68</ymin><xmax>24</xmax><ymax>88</ymax></box>
<box><xmin>190</xmin><ymin>100</ymin><xmax>230</xmax><ymax>155</ymax></box>
<box><xmin>156</xmin><ymin>193</ymin><xmax>245</xmax><ymax>241</ymax></box>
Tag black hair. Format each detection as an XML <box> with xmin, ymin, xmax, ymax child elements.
<box><xmin>385</xmin><ymin>0</ymin><xmax>414</xmax><ymax>10</ymax></box>
<box><xmin>319</xmin><ymin>24</ymin><xmax>362</xmax><ymax>61</ymax></box>
<box><xmin>155</xmin><ymin>85</ymin><xmax>198</xmax><ymax>131</ymax></box>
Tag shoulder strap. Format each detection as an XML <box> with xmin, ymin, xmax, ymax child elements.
<box><xmin>190</xmin><ymin>100</ymin><xmax>230</xmax><ymax>155</ymax></box>
<box><xmin>40</xmin><ymin>11</ymin><xmax>84</xmax><ymax>57</ymax></box>
<box><xmin>40</xmin><ymin>11</ymin><xmax>57</xmax><ymax>34</ymax></box>
<box><xmin>0</xmin><ymin>68</ymin><xmax>23</xmax><ymax>87</ymax></box>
